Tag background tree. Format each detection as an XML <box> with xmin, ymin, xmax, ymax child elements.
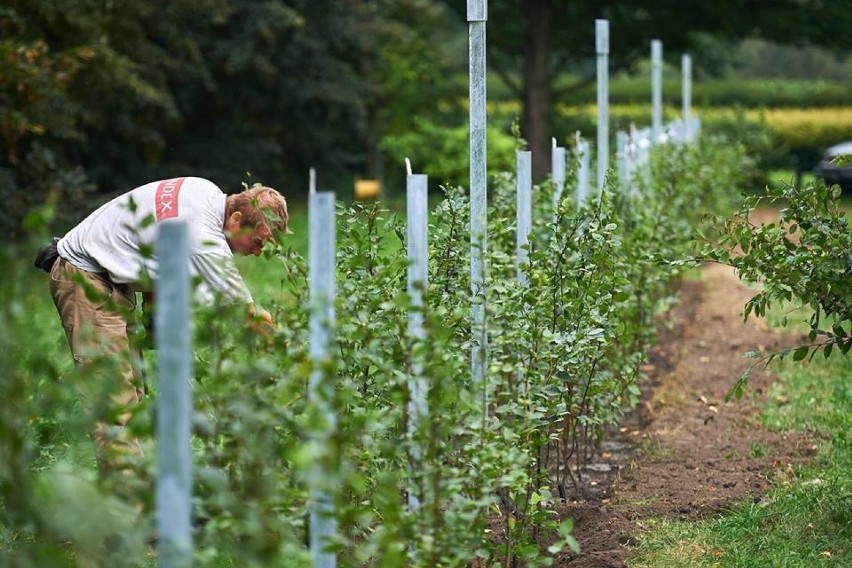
<box><xmin>4</xmin><ymin>0</ymin><xmax>852</xmax><ymax>236</ymax></box>
<box><xmin>0</xmin><ymin>1</ymin><xmax>101</xmax><ymax>236</ymax></box>
<box><xmin>441</xmin><ymin>0</ymin><xmax>852</xmax><ymax>179</ymax></box>
<box><xmin>1</xmin><ymin>0</ymin><xmax>432</xmax><ymax>235</ymax></box>
<box><xmin>0</xmin><ymin>0</ymin><xmax>230</xmax><ymax>236</ymax></box>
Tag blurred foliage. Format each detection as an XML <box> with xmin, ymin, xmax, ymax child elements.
<box><xmin>0</xmin><ymin>0</ymin><xmax>464</xmax><ymax>237</ymax></box>
<box><xmin>698</xmin><ymin>107</ymin><xmax>852</xmax><ymax>179</ymax></box>
<box><xmin>757</xmin><ymin>107</ymin><xmax>852</xmax><ymax>149</ymax></box>
<box><xmin>490</xmin><ymin>101</ymin><xmax>850</xmax><ymax>189</ymax></box>
<box><xmin>441</xmin><ymin>0</ymin><xmax>852</xmax><ymax>177</ymax></box>
<box><xmin>552</xmin><ymin>77</ymin><xmax>852</xmax><ymax>110</ymax></box>
<box><xmin>380</xmin><ymin>116</ymin><xmax>521</xmax><ymax>188</ymax></box>
<box><xmin>698</xmin><ymin>110</ymin><xmax>778</xmax><ymax>191</ymax></box>
<box><xmin>689</xmin><ymin>34</ymin><xmax>852</xmax><ymax>82</ymax></box>
<box><xmin>4</xmin><ymin>0</ymin><xmax>852</xmax><ymax>239</ymax></box>
<box><xmin>0</xmin><ymin>24</ymin><xmax>96</xmax><ymax>238</ymax></box>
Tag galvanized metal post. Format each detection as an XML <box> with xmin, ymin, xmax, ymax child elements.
<box><xmin>309</xmin><ymin>191</ymin><xmax>337</xmax><ymax>568</ymax></box>
<box><xmin>468</xmin><ymin>0</ymin><xmax>487</xmax><ymax>387</ymax></box>
<box><xmin>516</xmin><ymin>150</ymin><xmax>532</xmax><ymax>287</ymax></box>
<box><xmin>576</xmin><ymin>132</ymin><xmax>590</xmax><ymax>205</ymax></box>
<box><xmin>596</xmin><ymin>19</ymin><xmax>610</xmax><ymax>194</ymax></box>
<box><xmin>651</xmin><ymin>40</ymin><xmax>663</xmax><ymax>144</ymax></box>
<box><xmin>406</xmin><ymin>173</ymin><xmax>428</xmax><ymax>511</ymax></box>
<box><xmin>682</xmin><ymin>54</ymin><xmax>692</xmax><ymax>141</ymax></box>
<box><xmin>155</xmin><ymin>220</ymin><xmax>193</xmax><ymax>568</ymax></box>
<box><xmin>515</xmin><ymin>149</ymin><xmax>531</xmax><ymax>394</ymax></box>
<box><xmin>551</xmin><ymin>138</ymin><xmax>566</xmax><ymax>212</ymax></box>
<box><xmin>616</xmin><ymin>130</ymin><xmax>628</xmax><ymax>192</ymax></box>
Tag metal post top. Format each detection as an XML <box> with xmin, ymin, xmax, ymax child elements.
<box><xmin>407</xmin><ymin>174</ymin><xmax>429</xmax><ymax>193</ymax></box>
<box><xmin>595</xmin><ymin>19</ymin><xmax>609</xmax><ymax>53</ymax></box>
<box><xmin>467</xmin><ymin>0</ymin><xmax>487</xmax><ymax>21</ymax></box>
<box><xmin>310</xmin><ymin>190</ymin><xmax>336</xmax><ymax>199</ymax></box>
<box><xmin>651</xmin><ymin>39</ymin><xmax>662</xmax><ymax>56</ymax></box>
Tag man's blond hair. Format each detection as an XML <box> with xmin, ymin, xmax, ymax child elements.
<box><xmin>227</xmin><ymin>186</ymin><xmax>289</xmax><ymax>234</ymax></box>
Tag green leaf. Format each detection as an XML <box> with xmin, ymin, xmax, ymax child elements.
<box><xmin>792</xmin><ymin>346</ymin><xmax>809</xmax><ymax>361</ymax></box>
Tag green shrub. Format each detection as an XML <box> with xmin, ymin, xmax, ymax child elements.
<box><xmin>705</xmin><ymin>180</ymin><xmax>851</xmax><ymax>402</ymax></box>
<box><xmin>380</xmin><ymin>116</ymin><xmax>520</xmax><ymax>191</ymax></box>
<box><xmin>1</xmin><ymin>131</ymin><xmax>748</xmax><ymax>566</ymax></box>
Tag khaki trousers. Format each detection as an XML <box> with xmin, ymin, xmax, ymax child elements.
<box><xmin>49</xmin><ymin>258</ymin><xmax>144</xmax><ymax>468</ymax></box>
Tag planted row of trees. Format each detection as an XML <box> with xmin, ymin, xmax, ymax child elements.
<box><xmin>0</xmin><ymin>129</ymin><xmax>747</xmax><ymax>566</ymax></box>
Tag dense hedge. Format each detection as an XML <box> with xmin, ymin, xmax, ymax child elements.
<box><xmin>176</xmin><ymin>134</ymin><xmax>746</xmax><ymax>566</ymax></box>
<box><xmin>552</xmin><ymin>78</ymin><xmax>852</xmax><ymax>109</ymax></box>
<box><xmin>486</xmin><ymin>102</ymin><xmax>852</xmax><ymax>185</ymax></box>
<box><xmin>492</xmin><ymin>102</ymin><xmax>852</xmax><ymax>151</ymax></box>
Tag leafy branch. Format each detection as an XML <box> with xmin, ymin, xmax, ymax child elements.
<box><xmin>704</xmin><ymin>180</ymin><xmax>851</xmax><ymax>399</ymax></box>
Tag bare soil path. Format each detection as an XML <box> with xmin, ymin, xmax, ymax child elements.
<box><xmin>550</xmin><ymin>260</ymin><xmax>818</xmax><ymax>567</ymax></box>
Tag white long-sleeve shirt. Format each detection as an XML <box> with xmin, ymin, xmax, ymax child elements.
<box><xmin>58</xmin><ymin>177</ymin><xmax>252</xmax><ymax>305</ymax></box>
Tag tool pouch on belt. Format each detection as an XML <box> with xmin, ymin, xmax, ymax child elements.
<box><xmin>34</xmin><ymin>237</ymin><xmax>61</xmax><ymax>273</ymax></box>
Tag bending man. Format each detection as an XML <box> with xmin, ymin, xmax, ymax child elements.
<box><xmin>47</xmin><ymin>176</ymin><xmax>288</xmax><ymax>470</ymax></box>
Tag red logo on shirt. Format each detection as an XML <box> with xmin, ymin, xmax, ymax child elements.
<box><xmin>155</xmin><ymin>177</ymin><xmax>185</xmax><ymax>221</ymax></box>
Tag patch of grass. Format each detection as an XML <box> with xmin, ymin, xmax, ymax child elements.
<box><xmin>636</xmin><ymin>437</ymin><xmax>673</xmax><ymax>461</ymax></box>
<box><xmin>630</xmin><ymin>354</ymin><xmax>852</xmax><ymax>567</ymax></box>
<box><xmin>766</xmin><ymin>169</ymin><xmax>818</xmax><ymax>190</ymax></box>
<box><xmin>763</xmin><ymin>355</ymin><xmax>852</xmax><ymax>441</ymax></box>
<box><xmin>747</xmin><ymin>441</ymin><xmax>769</xmax><ymax>458</ymax></box>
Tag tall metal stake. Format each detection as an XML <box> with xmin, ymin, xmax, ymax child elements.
<box><xmin>596</xmin><ymin>19</ymin><xmax>610</xmax><ymax>195</ymax></box>
<box><xmin>309</xmin><ymin>189</ymin><xmax>337</xmax><ymax>568</ymax></box>
<box><xmin>551</xmin><ymin>138</ymin><xmax>566</xmax><ymax>213</ymax></box>
<box><xmin>468</xmin><ymin>0</ymin><xmax>487</xmax><ymax>388</ymax></box>
<box><xmin>576</xmin><ymin>132</ymin><xmax>590</xmax><ymax>206</ymax></box>
<box><xmin>156</xmin><ymin>220</ymin><xmax>193</xmax><ymax>568</ymax></box>
<box><xmin>516</xmin><ymin>150</ymin><xmax>532</xmax><ymax>288</ymax></box>
<box><xmin>407</xmin><ymin>173</ymin><xmax>429</xmax><ymax>512</ymax></box>
<box><xmin>651</xmin><ymin>40</ymin><xmax>663</xmax><ymax>144</ymax></box>
<box><xmin>682</xmin><ymin>54</ymin><xmax>692</xmax><ymax>141</ymax></box>
<box><xmin>515</xmin><ymin>150</ymin><xmax>532</xmax><ymax>394</ymax></box>
<box><xmin>616</xmin><ymin>130</ymin><xmax>628</xmax><ymax>192</ymax></box>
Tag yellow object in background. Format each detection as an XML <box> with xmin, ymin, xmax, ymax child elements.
<box><xmin>354</xmin><ymin>179</ymin><xmax>381</xmax><ymax>200</ymax></box>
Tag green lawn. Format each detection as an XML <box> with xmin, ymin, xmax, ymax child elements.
<box><xmin>630</xmin><ymin>353</ymin><xmax>852</xmax><ymax>567</ymax></box>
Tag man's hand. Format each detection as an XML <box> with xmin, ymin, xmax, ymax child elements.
<box><xmin>247</xmin><ymin>303</ymin><xmax>279</xmax><ymax>337</ymax></box>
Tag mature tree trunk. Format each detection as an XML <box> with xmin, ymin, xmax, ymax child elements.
<box><xmin>521</xmin><ymin>0</ymin><xmax>554</xmax><ymax>181</ymax></box>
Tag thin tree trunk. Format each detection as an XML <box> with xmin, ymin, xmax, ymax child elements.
<box><xmin>521</xmin><ymin>0</ymin><xmax>554</xmax><ymax>181</ymax></box>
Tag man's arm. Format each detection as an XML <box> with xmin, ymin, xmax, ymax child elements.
<box><xmin>144</xmin><ymin>289</ymin><xmax>275</xmax><ymax>340</ymax></box>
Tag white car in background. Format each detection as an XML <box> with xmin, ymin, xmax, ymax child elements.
<box><xmin>817</xmin><ymin>141</ymin><xmax>852</xmax><ymax>192</ymax></box>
